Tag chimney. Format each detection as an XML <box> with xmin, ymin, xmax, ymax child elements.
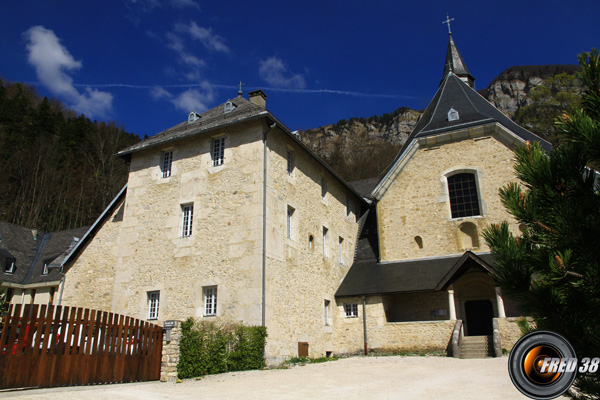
<box><xmin>248</xmin><ymin>90</ymin><xmax>267</xmax><ymax>109</ymax></box>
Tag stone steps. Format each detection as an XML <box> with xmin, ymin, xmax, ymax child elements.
<box><xmin>460</xmin><ymin>335</ymin><xmax>492</xmax><ymax>358</ymax></box>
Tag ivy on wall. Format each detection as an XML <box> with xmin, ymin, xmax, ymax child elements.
<box><xmin>177</xmin><ymin>318</ymin><xmax>267</xmax><ymax>379</ymax></box>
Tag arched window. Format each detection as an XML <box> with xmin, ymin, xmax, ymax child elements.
<box><xmin>447</xmin><ymin>173</ymin><xmax>480</xmax><ymax>218</ymax></box>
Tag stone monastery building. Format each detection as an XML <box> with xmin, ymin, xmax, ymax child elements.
<box><xmin>54</xmin><ymin>34</ymin><xmax>550</xmax><ymax>364</ymax></box>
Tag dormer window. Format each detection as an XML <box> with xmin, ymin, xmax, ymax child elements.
<box><xmin>4</xmin><ymin>258</ymin><xmax>15</xmax><ymax>274</ymax></box>
<box><xmin>224</xmin><ymin>101</ymin><xmax>236</xmax><ymax>114</ymax></box>
<box><xmin>188</xmin><ymin>111</ymin><xmax>200</xmax><ymax>124</ymax></box>
<box><xmin>448</xmin><ymin>108</ymin><xmax>459</xmax><ymax>121</ymax></box>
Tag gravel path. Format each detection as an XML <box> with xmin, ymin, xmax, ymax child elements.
<box><xmin>1</xmin><ymin>356</ymin><xmax>567</xmax><ymax>399</ymax></box>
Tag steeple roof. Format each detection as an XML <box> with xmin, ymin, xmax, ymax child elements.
<box><xmin>411</xmin><ymin>72</ymin><xmax>550</xmax><ymax>151</ymax></box>
<box><xmin>443</xmin><ymin>34</ymin><xmax>474</xmax><ymax>87</ymax></box>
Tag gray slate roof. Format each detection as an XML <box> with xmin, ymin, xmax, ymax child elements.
<box><xmin>0</xmin><ymin>221</ymin><xmax>88</xmax><ymax>285</ymax></box>
<box><xmin>411</xmin><ymin>72</ymin><xmax>552</xmax><ymax>151</ymax></box>
<box><xmin>118</xmin><ymin>96</ymin><xmax>269</xmax><ymax>157</ymax></box>
<box><xmin>349</xmin><ymin>178</ymin><xmax>380</xmax><ymax>199</ymax></box>
<box><xmin>443</xmin><ymin>34</ymin><xmax>474</xmax><ymax>85</ymax></box>
<box><xmin>336</xmin><ymin>251</ymin><xmax>495</xmax><ymax>297</ymax></box>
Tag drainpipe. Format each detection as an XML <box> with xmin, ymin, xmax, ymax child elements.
<box><xmin>262</xmin><ymin>122</ymin><xmax>277</xmax><ymax>327</ymax></box>
<box><xmin>57</xmin><ymin>271</ymin><xmax>66</xmax><ymax>306</ymax></box>
<box><xmin>362</xmin><ymin>296</ymin><xmax>368</xmax><ymax>355</ymax></box>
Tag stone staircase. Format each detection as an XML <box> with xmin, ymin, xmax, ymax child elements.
<box><xmin>459</xmin><ymin>335</ymin><xmax>493</xmax><ymax>358</ymax></box>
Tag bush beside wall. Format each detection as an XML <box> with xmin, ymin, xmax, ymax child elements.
<box><xmin>177</xmin><ymin>318</ymin><xmax>267</xmax><ymax>379</ymax></box>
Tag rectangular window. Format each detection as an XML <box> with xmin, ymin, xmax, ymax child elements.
<box><xmin>321</xmin><ymin>178</ymin><xmax>327</xmax><ymax>200</ymax></box>
<box><xmin>324</xmin><ymin>300</ymin><xmax>330</xmax><ymax>326</ymax></box>
<box><xmin>339</xmin><ymin>237</ymin><xmax>344</xmax><ymax>264</ymax></box>
<box><xmin>148</xmin><ymin>291</ymin><xmax>160</xmax><ymax>320</ymax></box>
<box><xmin>161</xmin><ymin>151</ymin><xmax>173</xmax><ymax>178</ymax></box>
<box><xmin>181</xmin><ymin>204</ymin><xmax>193</xmax><ymax>237</ymax></box>
<box><xmin>48</xmin><ymin>287</ymin><xmax>55</xmax><ymax>305</ymax></box>
<box><xmin>448</xmin><ymin>173</ymin><xmax>481</xmax><ymax>218</ymax></box>
<box><xmin>287</xmin><ymin>149</ymin><xmax>293</xmax><ymax>175</ymax></box>
<box><xmin>322</xmin><ymin>227</ymin><xmax>328</xmax><ymax>257</ymax></box>
<box><xmin>287</xmin><ymin>205</ymin><xmax>295</xmax><ymax>240</ymax></box>
<box><xmin>42</xmin><ymin>263</ymin><xmax>49</xmax><ymax>275</ymax></box>
<box><xmin>344</xmin><ymin>303</ymin><xmax>358</xmax><ymax>318</ymax></box>
<box><xmin>211</xmin><ymin>137</ymin><xmax>225</xmax><ymax>166</ymax></box>
<box><xmin>4</xmin><ymin>258</ymin><xmax>15</xmax><ymax>274</ymax></box>
<box><xmin>204</xmin><ymin>286</ymin><xmax>217</xmax><ymax>316</ymax></box>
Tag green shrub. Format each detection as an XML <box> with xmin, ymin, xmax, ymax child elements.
<box><xmin>177</xmin><ymin>318</ymin><xmax>267</xmax><ymax>379</ymax></box>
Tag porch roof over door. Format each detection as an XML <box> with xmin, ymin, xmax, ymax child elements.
<box><xmin>335</xmin><ymin>251</ymin><xmax>496</xmax><ymax>297</ymax></box>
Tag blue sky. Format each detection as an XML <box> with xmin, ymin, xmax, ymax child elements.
<box><xmin>1</xmin><ymin>1</ymin><xmax>599</xmax><ymax>138</ymax></box>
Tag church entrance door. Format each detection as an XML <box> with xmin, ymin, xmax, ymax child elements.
<box><xmin>464</xmin><ymin>299</ymin><xmax>493</xmax><ymax>336</ymax></box>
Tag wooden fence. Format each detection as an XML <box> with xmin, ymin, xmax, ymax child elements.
<box><xmin>0</xmin><ymin>304</ymin><xmax>163</xmax><ymax>389</ymax></box>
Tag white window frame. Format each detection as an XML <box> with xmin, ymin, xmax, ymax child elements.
<box><xmin>181</xmin><ymin>204</ymin><xmax>194</xmax><ymax>237</ymax></box>
<box><xmin>338</xmin><ymin>237</ymin><xmax>344</xmax><ymax>265</ymax></box>
<box><xmin>322</xmin><ymin>227</ymin><xmax>328</xmax><ymax>257</ymax></box>
<box><xmin>324</xmin><ymin>300</ymin><xmax>330</xmax><ymax>326</ymax></box>
<box><xmin>287</xmin><ymin>205</ymin><xmax>295</xmax><ymax>240</ymax></box>
<box><xmin>5</xmin><ymin>259</ymin><xmax>15</xmax><ymax>274</ymax></box>
<box><xmin>211</xmin><ymin>137</ymin><xmax>225</xmax><ymax>167</ymax></box>
<box><xmin>204</xmin><ymin>286</ymin><xmax>217</xmax><ymax>316</ymax></box>
<box><xmin>344</xmin><ymin>303</ymin><xmax>358</xmax><ymax>318</ymax></box>
<box><xmin>42</xmin><ymin>263</ymin><xmax>49</xmax><ymax>275</ymax></box>
<box><xmin>161</xmin><ymin>151</ymin><xmax>173</xmax><ymax>178</ymax></box>
<box><xmin>148</xmin><ymin>291</ymin><xmax>160</xmax><ymax>320</ymax></box>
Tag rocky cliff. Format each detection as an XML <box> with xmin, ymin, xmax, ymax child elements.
<box><xmin>481</xmin><ymin>64</ymin><xmax>579</xmax><ymax>117</ymax></box>
<box><xmin>298</xmin><ymin>64</ymin><xmax>580</xmax><ymax>181</ymax></box>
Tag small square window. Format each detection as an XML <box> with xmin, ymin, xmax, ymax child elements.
<box><xmin>212</xmin><ymin>138</ymin><xmax>225</xmax><ymax>167</ymax></box>
<box><xmin>182</xmin><ymin>204</ymin><xmax>194</xmax><ymax>237</ymax></box>
<box><xmin>204</xmin><ymin>286</ymin><xmax>217</xmax><ymax>316</ymax></box>
<box><xmin>148</xmin><ymin>291</ymin><xmax>160</xmax><ymax>320</ymax></box>
<box><xmin>161</xmin><ymin>151</ymin><xmax>173</xmax><ymax>178</ymax></box>
<box><xmin>344</xmin><ymin>303</ymin><xmax>358</xmax><ymax>318</ymax></box>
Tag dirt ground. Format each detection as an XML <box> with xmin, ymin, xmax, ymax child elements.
<box><xmin>1</xmin><ymin>355</ymin><xmax>568</xmax><ymax>400</ymax></box>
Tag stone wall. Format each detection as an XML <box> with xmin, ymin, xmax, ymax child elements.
<box><xmin>61</xmin><ymin>202</ymin><xmax>123</xmax><ymax>310</ymax></box>
<box><xmin>61</xmin><ymin>118</ymin><xmax>363</xmax><ymax>365</ymax></box>
<box><xmin>161</xmin><ymin>321</ymin><xmax>182</xmax><ymax>382</ymax></box>
<box><xmin>262</xmin><ymin>129</ymin><xmax>362</xmax><ymax>364</ymax></box>
<box><xmin>334</xmin><ymin>296</ymin><xmax>454</xmax><ymax>355</ymax></box>
<box><xmin>497</xmin><ymin>317</ymin><xmax>526</xmax><ymax>351</ymax></box>
<box><xmin>377</xmin><ymin>124</ymin><xmax>521</xmax><ymax>262</ymax></box>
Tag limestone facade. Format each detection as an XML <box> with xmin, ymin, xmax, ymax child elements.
<box><xmin>61</xmin><ymin>116</ymin><xmax>362</xmax><ymax>364</ymax></box>
<box><xmin>377</xmin><ymin>125</ymin><xmax>521</xmax><ymax>262</ymax></box>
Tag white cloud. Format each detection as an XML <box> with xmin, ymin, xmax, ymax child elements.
<box><xmin>174</xmin><ymin>22</ymin><xmax>229</xmax><ymax>53</ymax></box>
<box><xmin>24</xmin><ymin>26</ymin><xmax>113</xmax><ymax>118</ymax></box>
<box><xmin>259</xmin><ymin>57</ymin><xmax>306</xmax><ymax>89</ymax></box>
<box><xmin>152</xmin><ymin>83</ymin><xmax>214</xmax><ymax>113</ymax></box>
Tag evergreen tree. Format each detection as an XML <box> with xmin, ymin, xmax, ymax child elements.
<box><xmin>483</xmin><ymin>49</ymin><xmax>600</xmax><ymax>399</ymax></box>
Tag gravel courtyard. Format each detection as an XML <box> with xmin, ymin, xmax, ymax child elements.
<box><xmin>2</xmin><ymin>355</ymin><xmax>566</xmax><ymax>400</ymax></box>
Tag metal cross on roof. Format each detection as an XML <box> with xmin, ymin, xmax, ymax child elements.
<box><xmin>443</xmin><ymin>13</ymin><xmax>454</xmax><ymax>35</ymax></box>
<box><xmin>237</xmin><ymin>81</ymin><xmax>245</xmax><ymax>96</ymax></box>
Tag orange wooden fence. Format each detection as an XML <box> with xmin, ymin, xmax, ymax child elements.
<box><xmin>0</xmin><ymin>304</ymin><xmax>163</xmax><ymax>389</ymax></box>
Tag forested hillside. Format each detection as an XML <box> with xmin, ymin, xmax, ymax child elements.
<box><xmin>0</xmin><ymin>79</ymin><xmax>140</xmax><ymax>232</ymax></box>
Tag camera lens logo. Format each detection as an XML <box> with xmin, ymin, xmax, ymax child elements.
<box><xmin>509</xmin><ymin>331</ymin><xmax>577</xmax><ymax>399</ymax></box>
